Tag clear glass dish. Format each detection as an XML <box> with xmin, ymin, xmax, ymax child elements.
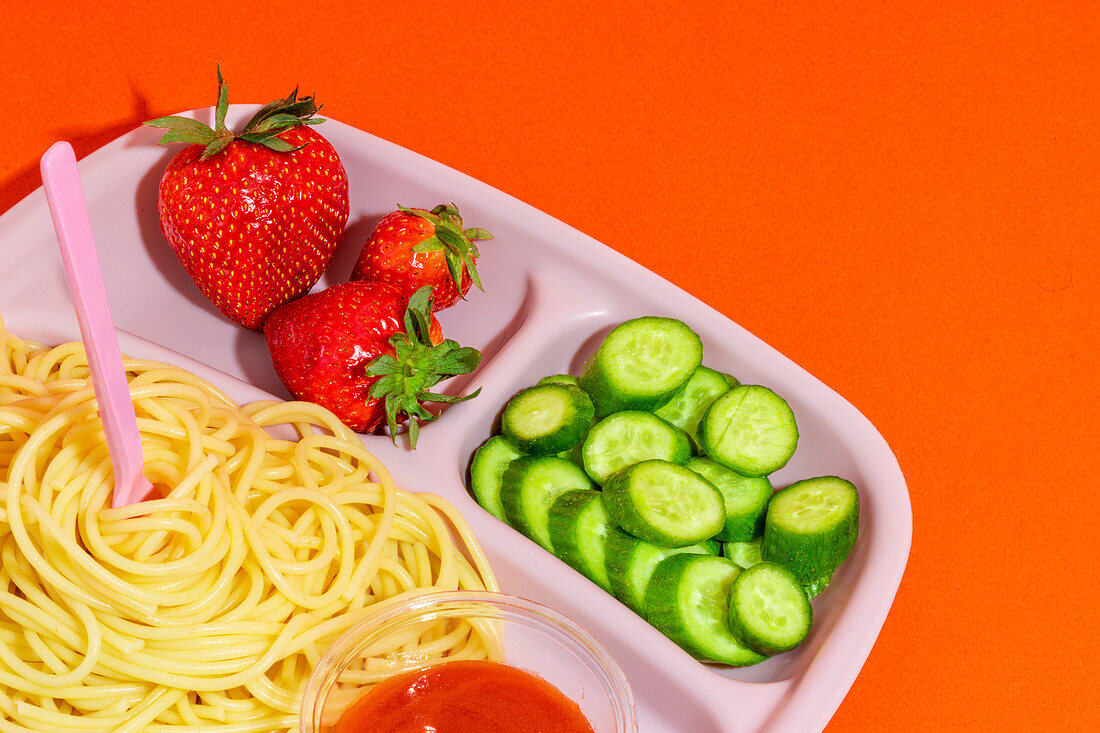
<box><xmin>299</xmin><ymin>590</ymin><xmax>639</xmax><ymax>733</ymax></box>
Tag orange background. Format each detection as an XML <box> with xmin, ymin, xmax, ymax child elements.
<box><xmin>3</xmin><ymin>1</ymin><xmax>1096</xmax><ymax>729</ymax></box>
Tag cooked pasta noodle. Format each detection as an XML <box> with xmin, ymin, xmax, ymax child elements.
<box><xmin>0</xmin><ymin>315</ymin><xmax>498</xmax><ymax>731</ymax></box>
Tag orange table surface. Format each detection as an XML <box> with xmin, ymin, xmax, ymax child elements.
<box><xmin>2</xmin><ymin>1</ymin><xmax>1096</xmax><ymax>730</ymax></box>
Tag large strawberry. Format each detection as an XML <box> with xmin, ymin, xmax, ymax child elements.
<box><xmin>350</xmin><ymin>204</ymin><xmax>491</xmax><ymax>311</ymax></box>
<box><xmin>145</xmin><ymin>69</ymin><xmax>349</xmax><ymax>329</ymax></box>
<box><xmin>263</xmin><ymin>282</ymin><xmax>480</xmax><ymax>445</ymax></box>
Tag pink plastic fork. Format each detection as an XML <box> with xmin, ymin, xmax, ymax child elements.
<box><xmin>40</xmin><ymin>141</ymin><xmax>154</xmax><ymax>509</ymax></box>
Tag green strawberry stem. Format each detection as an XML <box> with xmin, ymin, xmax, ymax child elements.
<box><xmin>404</xmin><ymin>204</ymin><xmax>493</xmax><ymax>297</ymax></box>
<box><xmin>143</xmin><ymin>65</ymin><xmax>325</xmax><ymax>159</ymax></box>
<box><xmin>365</xmin><ymin>286</ymin><xmax>481</xmax><ymax>448</ymax></box>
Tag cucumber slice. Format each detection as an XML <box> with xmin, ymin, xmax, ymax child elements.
<box><xmin>762</xmin><ymin>476</ymin><xmax>859</xmax><ymax>598</ymax></box>
<box><xmin>654</xmin><ymin>366</ymin><xmax>733</xmax><ymax>450</ymax></box>
<box><xmin>727</xmin><ymin>561</ymin><xmax>812</xmax><ymax>655</ymax></box>
<box><xmin>602</xmin><ymin>459</ymin><xmax>724</xmax><ymax>547</ymax></box>
<box><xmin>537</xmin><ymin>373</ymin><xmax>580</xmax><ymax>387</ymax></box>
<box><xmin>579</xmin><ymin>317</ymin><xmax>703</xmax><ymax>417</ymax></box>
<box><xmin>501</xmin><ymin>383</ymin><xmax>595</xmax><ymax>455</ymax></box>
<box><xmin>605</xmin><ymin>529</ymin><xmax>715</xmax><ymax>615</ymax></box>
<box><xmin>500</xmin><ymin>456</ymin><xmax>595</xmax><ymax>550</ymax></box>
<box><xmin>701</xmin><ymin>385</ymin><xmax>799</xmax><ymax>476</ymax></box>
<box><xmin>699</xmin><ymin>538</ymin><xmax>722</xmax><ymax>555</ymax></box>
<box><xmin>581</xmin><ymin>410</ymin><xmax>691</xmax><ymax>485</ymax></box>
<box><xmin>723</xmin><ymin>538</ymin><xmax>763</xmax><ymax>569</ymax></box>
<box><xmin>645</xmin><ymin>554</ymin><xmax>767</xmax><ymax>666</ymax></box>
<box><xmin>468</xmin><ymin>435</ymin><xmax>525</xmax><ymax>521</ymax></box>
<box><xmin>684</xmin><ymin>457</ymin><xmax>772</xmax><ymax>542</ymax></box>
<box><xmin>547</xmin><ymin>490</ymin><xmax>615</xmax><ymax>592</ymax></box>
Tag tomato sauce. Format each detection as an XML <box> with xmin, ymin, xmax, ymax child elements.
<box><xmin>332</xmin><ymin>658</ymin><xmax>596</xmax><ymax>733</ymax></box>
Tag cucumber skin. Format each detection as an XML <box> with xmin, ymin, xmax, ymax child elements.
<box><xmin>727</xmin><ymin>562</ymin><xmax>812</xmax><ymax>655</ymax></box>
<box><xmin>501</xmin><ymin>384</ymin><xmax>595</xmax><ymax>456</ymax></box>
<box><xmin>500</xmin><ymin>456</ymin><xmax>595</xmax><ymax>551</ymax></box>
<box><xmin>645</xmin><ymin>554</ymin><xmax>767</xmax><ymax>666</ymax></box>
<box><xmin>579</xmin><ymin>317</ymin><xmax>703</xmax><ymax>417</ymax></box>
<box><xmin>537</xmin><ymin>373</ymin><xmax>580</xmax><ymax>387</ymax></box>
<box><xmin>684</xmin><ymin>456</ymin><xmax>773</xmax><ymax>542</ymax></box>
<box><xmin>547</xmin><ymin>490</ymin><xmax>614</xmax><ymax>593</ymax></box>
<box><xmin>762</xmin><ymin>476</ymin><xmax>860</xmax><ymax>598</ymax></box>
<box><xmin>605</xmin><ymin>528</ymin><xmax>644</xmax><ymax>612</ymax></box>
<box><xmin>468</xmin><ymin>435</ymin><xmax>525</xmax><ymax>521</ymax></box>
<box><xmin>700</xmin><ymin>385</ymin><xmax>799</xmax><ymax>477</ymax></box>
<box><xmin>602</xmin><ymin>460</ymin><xmax>725</xmax><ymax>548</ymax></box>
<box><xmin>700</xmin><ymin>538</ymin><xmax>722</xmax><ymax>555</ymax></box>
<box><xmin>604</xmin><ymin>529</ymin><xmax>715</xmax><ymax>615</ymax></box>
<box><xmin>654</xmin><ymin>366</ymin><xmax>733</xmax><ymax>450</ymax></box>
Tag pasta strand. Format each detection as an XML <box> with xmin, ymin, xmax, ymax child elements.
<box><xmin>0</xmin><ymin>315</ymin><xmax>497</xmax><ymax>731</ymax></box>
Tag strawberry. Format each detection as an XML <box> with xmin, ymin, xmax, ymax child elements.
<box><xmin>350</xmin><ymin>204</ymin><xmax>492</xmax><ymax>311</ymax></box>
<box><xmin>145</xmin><ymin>69</ymin><xmax>349</xmax><ymax>329</ymax></box>
<box><xmin>263</xmin><ymin>283</ymin><xmax>480</xmax><ymax>445</ymax></box>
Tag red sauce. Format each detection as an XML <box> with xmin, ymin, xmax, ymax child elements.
<box><xmin>332</xmin><ymin>659</ymin><xmax>596</xmax><ymax>733</ymax></box>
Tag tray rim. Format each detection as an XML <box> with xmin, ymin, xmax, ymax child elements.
<box><xmin>0</xmin><ymin>106</ymin><xmax>912</xmax><ymax>733</ymax></box>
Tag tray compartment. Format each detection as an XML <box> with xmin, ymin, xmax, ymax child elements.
<box><xmin>0</xmin><ymin>107</ymin><xmax>910</xmax><ymax>733</ymax></box>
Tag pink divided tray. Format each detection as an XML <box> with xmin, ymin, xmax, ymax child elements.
<box><xmin>0</xmin><ymin>107</ymin><xmax>911</xmax><ymax>732</ymax></box>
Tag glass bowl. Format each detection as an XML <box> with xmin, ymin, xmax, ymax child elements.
<box><xmin>300</xmin><ymin>589</ymin><xmax>638</xmax><ymax>732</ymax></box>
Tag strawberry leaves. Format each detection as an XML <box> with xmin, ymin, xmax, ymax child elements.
<box><xmin>365</xmin><ymin>286</ymin><xmax>481</xmax><ymax>447</ymax></box>
<box><xmin>145</xmin><ymin>66</ymin><xmax>325</xmax><ymax>160</ymax></box>
<box><xmin>403</xmin><ymin>204</ymin><xmax>492</xmax><ymax>297</ymax></box>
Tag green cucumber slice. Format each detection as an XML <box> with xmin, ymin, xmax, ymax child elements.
<box><xmin>501</xmin><ymin>383</ymin><xmax>595</xmax><ymax>455</ymax></box>
<box><xmin>500</xmin><ymin>456</ymin><xmax>595</xmax><ymax>550</ymax></box>
<box><xmin>579</xmin><ymin>317</ymin><xmax>703</xmax><ymax>417</ymax></box>
<box><xmin>602</xmin><ymin>459</ymin><xmax>724</xmax><ymax>547</ymax></box>
<box><xmin>581</xmin><ymin>410</ymin><xmax>691</xmax><ymax>485</ymax></box>
<box><xmin>654</xmin><ymin>366</ymin><xmax>733</xmax><ymax>450</ymax></box>
<box><xmin>605</xmin><ymin>529</ymin><xmax>715</xmax><ymax>615</ymax></box>
<box><xmin>645</xmin><ymin>554</ymin><xmax>767</xmax><ymax>666</ymax></box>
<box><xmin>762</xmin><ymin>475</ymin><xmax>859</xmax><ymax>598</ymax></box>
<box><xmin>701</xmin><ymin>385</ymin><xmax>799</xmax><ymax>476</ymax></box>
<box><xmin>727</xmin><ymin>561</ymin><xmax>812</xmax><ymax>655</ymax></box>
<box><xmin>547</xmin><ymin>490</ymin><xmax>615</xmax><ymax>592</ymax></box>
<box><xmin>684</xmin><ymin>456</ymin><xmax>772</xmax><ymax>542</ymax></box>
<box><xmin>723</xmin><ymin>538</ymin><xmax>763</xmax><ymax>569</ymax></box>
<box><xmin>537</xmin><ymin>373</ymin><xmax>580</xmax><ymax>387</ymax></box>
<box><xmin>468</xmin><ymin>435</ymin><xmax>525</xmax><ymax>521</ymax></box>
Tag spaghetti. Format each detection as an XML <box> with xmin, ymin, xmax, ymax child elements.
<box><xmin>0</xmin><ymin>315</ymin><xmax>497</xmax><ymax>731</ymax></box>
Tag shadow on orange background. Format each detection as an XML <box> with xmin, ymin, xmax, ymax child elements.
<box><xmin>0</xmin><ymin>87</ymin><xmax>173</xmax><ymax>214</ymax></box>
